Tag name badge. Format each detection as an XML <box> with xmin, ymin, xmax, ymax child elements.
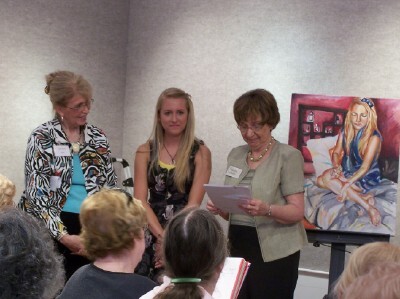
<box><xmin>50</xmin><ymin>176</ymin><xmax>62</xmax><ymax>191</ymax></box>
<box><xmin>226</xmin><ymin>166</ymin><xmax>242</xmax><ymax>178</ymax></box>
<box><xmin>53</xmin><ymin>145</ymin><xmax>70</xmax><ymax>156</ymax></box>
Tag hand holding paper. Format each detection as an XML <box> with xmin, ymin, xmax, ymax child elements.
<box><xmin>204</xmin><ymin>184</ymin><xmax>251</xmax><ymax>215</ymax></box>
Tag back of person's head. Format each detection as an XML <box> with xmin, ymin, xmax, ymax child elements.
<box><xmin>342</xmin><ymin>262</ymin><xmax>400</xmax><ymax>299</ymax></box>
<box><xmin>155</xmin><ymin>207</ymin><xmax>228</xmax><ymax>299</ymax></box>
<box><xmin>233</xmin><ymin>88</ymin><xmax>280</xmax><ymax>129</ymax></box>
<box><xmin>45</xmin><ymin>70</ymin><xmax>92</xmax><ymax>109</ymax></box>
<box><xmin>79</xmin><ymin>188</ymin><xmax>147</xmax><ymax>260</ymax></box>
<box><xmin>334</xmin><ymin>242</ymin><xmax>400</xmax><ymax>297</ymax></box>
<box><xmin>0</xmin><ymin>174</ymin><xmax>16</xmax><ymax>207</ymax></box>
<box><xmin>0</xmin><ymin>207</ymin><xmax>64</xmax><ymax>298</ymax></box>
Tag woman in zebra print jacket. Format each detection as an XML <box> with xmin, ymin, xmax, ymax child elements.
<box><xmin>19</xmin><ymin>70</ymin><xmax>117</xmax><ymax>280</ymax></box>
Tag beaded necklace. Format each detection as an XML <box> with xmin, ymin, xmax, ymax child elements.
<box><xmin>248</xmin><ymin>137</ymin><xmax>275</xmax><ymax>162</ymax></box>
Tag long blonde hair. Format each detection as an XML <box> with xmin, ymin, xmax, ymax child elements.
<box><xmin>343</xmin><ymin>97</ymin><xmax>379</xmax><ymax>157</ymax></box>
<box><xmin>149</xmin><ymin>88</ymin><xmax>196</xmax><ymax>193</ymax></box>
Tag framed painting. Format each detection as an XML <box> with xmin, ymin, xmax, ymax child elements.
<box><xmin>289</xmin><ymin>93</ymin><xmax>400</xmax><ymax>235</ymax></box>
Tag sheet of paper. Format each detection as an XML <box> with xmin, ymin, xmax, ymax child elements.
<box><xmin>204</xmin><ymin>184</ymin><xmax>251</xmax><ymax>215</ymax></box>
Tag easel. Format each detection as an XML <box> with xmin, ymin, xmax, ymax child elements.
<box><xmin>306</xmin><ymin>229</ymin><xmax>390</xmax><ymax>292</ymax></box>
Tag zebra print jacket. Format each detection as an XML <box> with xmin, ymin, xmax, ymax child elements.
<box><xmin>19</xmin><ymin>118</ymin><xmax>117</xmax><ymax>239</ymax></box>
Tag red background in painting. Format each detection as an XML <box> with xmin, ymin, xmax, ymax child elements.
<box><xmin>289</xmin><ymin>93</ymin><xmax>400</xmax><ymax>160</ymax></box>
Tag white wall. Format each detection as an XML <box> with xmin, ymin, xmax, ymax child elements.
<box><xmin>1</xmin><ymin>0</ymin><xmax>400</xmax><ymax>273</ymax></box>
<box><xmin>0</xmin><ymin>0</ymin><xmax>130</xmax><ymax>194</ymax></box>
<box><xmin>124</xmin><ymin>0</ymin><xmax>400</xmax><ymax>271</ymax></box>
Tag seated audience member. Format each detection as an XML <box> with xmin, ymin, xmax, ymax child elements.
<box><xmin>0</xmin><ymin>174</ymin><xmax>16</xmax><ymax>207</ymax></box>
<box><xmin>58</xmin><ymin>188</ymin><xmax>156</xmax><ymax>299</ymax></box>
<box><xmin>331</xmin><ymin>241</ymin><xmax>400</xmax><ymax>298</ymax></box>
<box><xmin>342</xmin><ymin>262</ymin><xmax>400</xmax><ymax>299</ymax></box>
<box><xmin>140</xmin><ymin>207</ymin><xmax>228</xmax><ymax>299</ymax></box>
<box><xmin>0</xmin><ymin>207</ymin><xmax>65</xmax><ymax>299</ymax></box>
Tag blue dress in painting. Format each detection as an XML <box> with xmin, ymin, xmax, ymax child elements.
<box><xmin>341</xmin><ymin>128</ymin><xmax>382</xmax><ymax>192</ymax></box>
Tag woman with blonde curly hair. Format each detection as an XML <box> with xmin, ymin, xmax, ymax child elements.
<box><xmin>0</xmin><ymin>174</ymin><xmax>16</xmax><ymax>207</ymax></box>
<box><xmin>332</xmin><ymin>241</ymin><xmax>400</xmax><ymax>298</ymax></box>
<box><xmin>342</xmin><ymin>262</ymin><xmax>400</xmax><ymax>299</ymax></box>
<box><xmin>317</xmin><ymin>97</ymin><xmax>382</xmax><ymax>226</ymax></box>
<box><xmin>58</xmin><ymin>188</ymin><xmax>156</xmax><ymax>299</ymax></box>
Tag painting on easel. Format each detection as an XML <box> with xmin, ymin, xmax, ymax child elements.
<box><xmin>289</xmin><ymin>93</ymin><xmax>400</xmax><ymax>235</ymax></box>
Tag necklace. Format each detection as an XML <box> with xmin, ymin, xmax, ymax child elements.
<box><xmin>248</xmin><ymin>137</ymin><xmax>275</xmax><ymax>162</ymax></box>
<box><xmin>71</xmin><ymin>142</ymin><xmax>81</xmax><ymax>154</ymax></box>
<box><xmin>63</xmin><ymin>126</ymin><xmax>83</xmax><ymax>154</ymax></box>
<box><xmin>164</xmin><ymin>145</ymin><xmax>177</xmax><ymax>165</ymax></box>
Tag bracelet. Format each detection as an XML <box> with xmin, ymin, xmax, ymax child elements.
<box><xmin>57</xmin><ymin>231</ymin><xmax>68</xmax><ymax>241</ymax></box>
<box><xmin>267</xmin><ymin>204</ymin><xmax>272</xmax><ymax>217</ymax></box>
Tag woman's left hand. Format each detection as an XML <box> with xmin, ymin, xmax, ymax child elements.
<box><xmin>154</xmin><ymin>239</ymin><xmax>164</xmax><ymax>268</ymax></box>
<box><xmin>60</xmin><ymin>234</ymin><xmax>87</xmax><ymax>256</ymax></box>
<box><xmin>240</xmin><ymin>199</ymin><xmax>269</xmax><ymax>216</ymax></box>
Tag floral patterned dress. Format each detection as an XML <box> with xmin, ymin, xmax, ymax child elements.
<box><xmin>135</xmin><ymin>140</ymin><xmax>201</xmax><ymax>282</ymax></box>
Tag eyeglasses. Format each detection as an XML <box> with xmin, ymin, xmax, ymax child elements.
<box><xmin>237</xmin><ymin>122</ymin><xmax>265</xmax><ymax>134</ymax></box>
<box><xmin>65</xmin><ymin>98</ymin><xmax>94</xmax><ymax>111</ymax></box>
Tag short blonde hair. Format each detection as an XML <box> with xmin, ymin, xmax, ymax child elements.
<box><xmin>342</xmin><ymin>262</ymin><xmax>400</xmax><ymax>299</ymax></box>
<box><xmin>0</xmin><ymin>174</ymin><xmax>16</xmax><ymax>207</ymax></box>
<box><xmin>79</xmin><ymin>188</ymin><xmax>146</xmax><ymax>260</ymax></box>
<box><xmin>334</xmin><ymin>242</ymin><xmax>400</xmax><ymax>297</ymax></box>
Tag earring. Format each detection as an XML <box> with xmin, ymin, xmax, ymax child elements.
<box><xmin>61</xmin><ymin>116</ymin><xmax>64</xmax><ymax>122</ymax></box>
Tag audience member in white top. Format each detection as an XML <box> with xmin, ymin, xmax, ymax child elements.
<box><xmin>140</xmin><ymin>207</ymin><xmax>228</xmax><ymax>299</ymax></box>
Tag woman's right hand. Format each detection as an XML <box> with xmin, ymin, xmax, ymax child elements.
<box><xmin>59</xmin><ymin>234</ymin><xmax>86</xmax><ymax>256</ymax></box>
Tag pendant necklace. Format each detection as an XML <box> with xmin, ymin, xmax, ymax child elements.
<box><xmin>248</xmin><ymin>137</ymin><xmax>275</xmax><ymax>162</ymax></box>
<box><xmin>164</xmin><ymin>145</ymin><xmax>177</xmax><ymax>165</ymax></box>
<box><xmin>65</xmin><ymin>128</ymin><xmax>83</xmax><ymax>154</ymax></box>
<box><xmin>71</xmin><ymin>142</ymin><xmax>81</xmax><ymax>154</ymax></box>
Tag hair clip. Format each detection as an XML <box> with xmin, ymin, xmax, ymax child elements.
<box><xmin>171</xmin><ymin>277</ymin><xmax>202</xmax><ymax>284</ymax></box>
<box><xmin>44</xmin><ymin>85</ymin><xmax>50</xmax><ymax>95</ymax></box>
<box><xmin>110</xmin><ymin>187</ymin><xmax>133</xmax><ymax>205</ymax></box>
<box><xmin>361</xmin><ymin>98</ymin><xmax>374</xmax><ymax>108</ymax></box>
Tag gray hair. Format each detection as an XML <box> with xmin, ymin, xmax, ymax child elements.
<box><xmin>0</xmin><ymin>207</ymin><xmax>65</xmax><ymax>298</ymax></box>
